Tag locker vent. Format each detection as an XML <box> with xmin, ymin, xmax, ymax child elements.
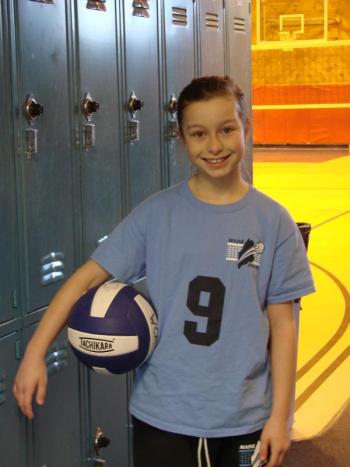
<box><xmin>233</xmin><ymin>17</ymin><xmax>246</xmax><ymax>33</ymax></box>
<box><xmin>40</xmin><ymin>252</ymin><xmax>65</xmax><ymax>286</ymax></box>
<box><xmin>132</xmin><ymin>0</ymin><xmax>150</xmax><ymax>18</ymax></box>
<box><xmin>206</xmin><ymin>13</ymin><xmax>219</xmax><ymax>30</ymax></box>
<box><xmin>172</xmin><ymin>7</ymin><xmax>187</xmax><ymax>26</ymax></box>
<box><xmin>86</xmin><ymin>0</ymin><xmax>107</xmax><ymax>11</ymax></box>
<box><xmin>46</xmin><ymin>340</ymin><xmax>68</xmax><ymax>376</ymax></box>
<box><xmin>46</xmin><ymin>341</ymin><xmax>68</xmax><ymax>375</ymax></box>
<box><xmin>30</xmin><ymin>0</ymin><xmax>55</xmax><ymax>4</ymax></box>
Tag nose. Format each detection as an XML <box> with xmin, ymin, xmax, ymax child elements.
<box><xmin>207</xmin><ymin>133</ymin><xmax>224</xmax><ymax>155</ymax></box>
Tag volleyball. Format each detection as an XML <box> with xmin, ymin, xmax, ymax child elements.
<box><xmin>67</xmin><ymin>281</ymin><xmax>158</xmax><ymax>375</ymax></box>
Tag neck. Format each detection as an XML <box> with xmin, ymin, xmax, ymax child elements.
<box><xmin>188</xmin><ymin>172</ymin><xmax>249</xmax><ymax>205</ymax></box>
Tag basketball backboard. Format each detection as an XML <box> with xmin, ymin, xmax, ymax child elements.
<box><xmin>256</xmin><ymin>0</ymin><xmax>328</xmax><ymax>45</ymax></box>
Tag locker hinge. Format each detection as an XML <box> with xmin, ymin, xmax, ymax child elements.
<box><xmin>15</xmin><ymin>340</ymin><xmax>22</xmax><ymax>360</ymax></box>
<box><xmin>12</xmin><ymin>289</ymin><xmax>18</xmax><ymax>308</ymax></box>
<box><xmin>0</xmin><ymin>370</ymin><xmax>6</xmax><ymax>405</ymax></box>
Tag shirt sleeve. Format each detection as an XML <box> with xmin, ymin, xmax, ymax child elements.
<box><xmin>267</xmin><ymin>210</ymin><xmax>315</xmax><ymax>304</ymax></box>
<box><xmin>90</xmin><ymin>206</ymin><xmax>147</xmax><ymax>284</ymax></box>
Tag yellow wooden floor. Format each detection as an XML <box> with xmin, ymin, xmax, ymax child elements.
<box><xmin>253</xmin><ymin>148</ymin><xmax>350</xmax><ymax>440</ymax></box>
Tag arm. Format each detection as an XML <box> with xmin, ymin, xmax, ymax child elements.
<box><xmin>260</xmin><ymin>301</ymin><xmax>297</xmax><ymax>467</ymax></box>
<box><xmin>13</xmin><ymin>259</ymin><xmax>110</xmax><ymax>419</ymax></box>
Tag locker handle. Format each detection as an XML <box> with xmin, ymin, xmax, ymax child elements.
<box><xmin>168</xmin><ymin>94</ymin><xmax>178</xmax><ymax>118</ymax></box>
<box><xmin>128</xmin><ymin>92</ymin><xmax>144</xmax><ymax>118</ymax></box>
<box><xmin>24</xmin><ymin>94</ymin><xmax>44</xmax><ymax>125</ymax></box>
<box><xmin>82</xmin><ymin>92</ymin><xmax>100</xmax><ymax>122</ymax></box>
<box><xmin>94</xmin><ymin>427</ymin><xmax>110</xmax><ymax>456</ymax></box>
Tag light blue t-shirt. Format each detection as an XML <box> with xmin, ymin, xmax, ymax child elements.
<box><xmin>91</xmin><ymin>182</ymin><xmax>315</xmax><ymax>437</ymax></box>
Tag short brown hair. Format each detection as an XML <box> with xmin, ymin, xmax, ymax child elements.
<box><xmin>177</xmin><ymin>76</ymin><xmax>247</xmax><ymax>133</ymax></box>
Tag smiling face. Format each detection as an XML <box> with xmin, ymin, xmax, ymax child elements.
<box><xmin>180</xmin><ymin>96</ymin><xmax>248</xmax><ymax>185</ymax></box>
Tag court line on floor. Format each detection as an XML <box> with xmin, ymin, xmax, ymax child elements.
<box><xmin>295</xmin><ymin>345</ymin><xmax>350</xmax><ymax>411</ymax></box>
<box><xmin>296</xmin><ymin>211</ymin><xmax>350</xmax><ymax>379</ymax></box>
<box><xmin>295</xmin><ymin>262</ymin><xmax>350</xmax><ymax>411</ymax></box>
<box><xmin>311</xmin><ymin>210</ymin><xmax>350</xmax><ymax>231</ymax></box>
<box><xmin>297</xmin><ymin>262</ymin><xmax>350</xmax><ymax>380</ymax></box>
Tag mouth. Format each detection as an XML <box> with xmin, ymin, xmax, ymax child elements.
<box><xmin>202</xmin><ymin>154</ymin><xmax>232</xmax><ymax>166</ymax></box>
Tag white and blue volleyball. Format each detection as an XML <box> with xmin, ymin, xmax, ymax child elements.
<box><xmin>67</xmin><ymin>282</ymin><xmax>158</xmax><ymax>375</ymax></box>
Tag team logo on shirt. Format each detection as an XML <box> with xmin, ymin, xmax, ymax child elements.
<box><xmin>226</xmin><ymin>238</ymin><xmax>264</xmax><ymax>269</ymax></box>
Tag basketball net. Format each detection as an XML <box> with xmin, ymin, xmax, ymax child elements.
<box><xmin>278</xmin><ymin>30</ymin><xmax>298</xmax><ymax>41</ymax></box>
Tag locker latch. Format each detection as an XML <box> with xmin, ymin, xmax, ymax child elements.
<box><xmin>127</xmin><ymin>120</ymin><xmax>140</xmax><ymax>143</ymax></box>
<box><xmin>83</xmin><ymin>123</ymin><xmax>96</xmax><ymax>151</ymax></box>
<box><xmin>25</xmin><ymin>128</ymin><xmax>39</xmax><ymax>159</ymax></box>
<box><xmin>127</xmin><ymin>92</ymin><xmax>143</xmax><ymax>143</ymax></box>
<box><xmin>94</xmin><ymin>427</ymin><xmax>110</xmax><ymax>456</ymax></box>
<box><xmin>24</xmin><ymin>94</ymin><xmax>42</xmax><ymax>159</ymax></box>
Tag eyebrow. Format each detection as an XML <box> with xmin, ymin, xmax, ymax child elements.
<box><xmin>185</xmin><ymin>119</ymin><xmax>238</xmax><ymax>130</ymax></box>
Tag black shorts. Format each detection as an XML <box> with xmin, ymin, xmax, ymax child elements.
<box><xmin>132</xmin><ymin>416</ymin><xmax>262</xmax><ymax>467</ymax></box>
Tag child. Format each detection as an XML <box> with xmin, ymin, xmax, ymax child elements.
<box><xmin>14</xmin><ymin>76</ymin><xmax>315</xmax><ymax>467</ymax></box>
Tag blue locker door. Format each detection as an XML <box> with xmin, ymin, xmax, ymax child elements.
<box><xmin>0</xmin><ymin>1</ymin><xmax>19</xmax><ymax>325</ymax></box>
<box><xmin>163</xmin><ymin>0</ymin><xmax>196</xmax><ymax>185</ymax></box>
<box><xmin>25</xmin><ymin>325</ymin><xmax>81</xmax><ymax>467</ymax></box>
<box><xmin>76</xmin><ymin>1</ymin><xmax>124</xmax><ymax>258</ymax></box>
<box><xmin>225</xmin><ymin>0</ymin><xmax>252</xmax><ymax>183</ymax></box>
<box><xmin>198</xmin><ymin>0</ymin><xmax>225</xmax><ymax>76</ymax></box>
<box><xmin>89</xmin><ymin>373</ymin><xmax>130</xmax><ymax>466</ymax></box>
<box><xmin>0</xmin><ymin>332</ymin><xmax>25</xmax><ymax>467</ymax></box>
<box><xmin>123</xmin><ymin>0</ymin><xmax>163</xmax><ymax>209</ymax></box>
<box><xmin>75</xmin><ymin>4</ymin><xmax>131</xmax><ymax>464</ymax></box>
<box><xmin>14</xmin><ymin>0</ymin><xmax>76</xmax><ymax>312</ymax></box>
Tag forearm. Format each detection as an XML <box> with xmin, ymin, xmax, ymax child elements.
<box><xmin>25</xmin><ymin>259</ymin><xmax>110</xmax><ymax>360</ymax></box>
<box><xmin>268</xmin><ymin>302</ymin><xmax>297</xmax><ymax>421</ymax></box>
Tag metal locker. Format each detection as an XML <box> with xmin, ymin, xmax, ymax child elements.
<box><xmin>163</xmin><ymin>0</ymin><xmax>196</xmax><ymax>186</ymax></box>
<box><xmin>198</xmin><ymin>0</ymin><xmax>226</xmax><ymax>76</ymax></box>
<box><xmin>75</xmin><ymin>1</ymin><xmax>124</xmax><ymax>258</ymax></box>
<box><xmin>75</xmin><ymin>4</ymin><xmax>132</xmax><ymax>465</ymax></box>
<box><xmin>0</xmin><ymin>332</ymin><xmax>25</xmax><ymax>467</ymax></box>
<box><xmin>25</xmin><ymin>323</ymin><xmax>81</xmax><ymax>467</ymax></box>
<box><xmin>13</xmin><ymin>0</ymin><xmax>77</xmax><ymax>312</ymax></box>
<box><xmin>0</xmin><ymin>1</ymin><xmax>19</xmax><ymax>325</ymax></box>
<box><xmin>122</xmin><ymin>0</ymin><xmax>163</xmax><ymax>209</ymax></box>
<box><xmin>225</xmin><ymin>0</ymin><xmax>252</xmax><ymax>183</ymax></box>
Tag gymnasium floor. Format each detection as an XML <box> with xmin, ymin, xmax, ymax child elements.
<box><xmin>253</xmin><ymin>146</ymin><xmax>350</xmax><ymax>441</ymax></box>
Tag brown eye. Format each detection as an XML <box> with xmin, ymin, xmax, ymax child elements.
<box><xmin>222</xmin><ymin>127</ymin><xmax>234</xmax><ymax>134</ymax></box>
<box><xmin>192</xmin><ymin>131</ymin><xmax>205</xmax><ymax>138</ymax></box>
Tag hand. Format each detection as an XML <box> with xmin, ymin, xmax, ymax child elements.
<box><xmin>13</xmin><ymin>354</ymin><xmax>48</xmax><ymax>420</ymax></box>
<box><xmin>259</xmin><ymin>416</ymin><xmax>291</xmax><ymax>467</ymax></box>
